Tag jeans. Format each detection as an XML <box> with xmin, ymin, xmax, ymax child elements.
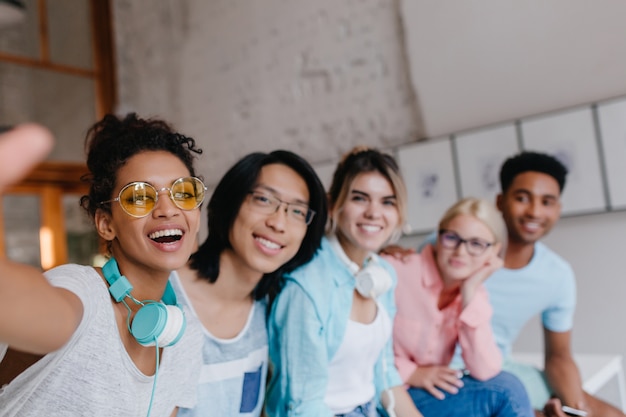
<box><xmin>407</xmin><ymin>371</ymin><xmax>534</xmax><ymax>417</ymax></box>
<box><xmin>335</xmin><ymin>400</ymin><xmax>382</xmax><ymax>417</ymax></box>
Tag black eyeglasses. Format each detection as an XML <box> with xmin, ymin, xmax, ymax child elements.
<box><xmin>100</xmin><ymin>177</ymin><xmax>207</xmax><ymax>218</ymax></box>
<box><xmin>438</xmin><ymin>229</ymin><xmax>494</xmax><ymax>256</ymax></box>
<box><xmin>247</xmin><ymin>190</ymin><xmax>315</xmax><ymax>225</ymax></box>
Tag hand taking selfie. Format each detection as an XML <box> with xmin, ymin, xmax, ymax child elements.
<box><xmin>0</xmin><ymin>124</ymin><xmax>54</xmax><ymax>193</ymax></box>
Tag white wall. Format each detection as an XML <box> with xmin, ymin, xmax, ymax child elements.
<box><xmin>112</xmin><ymin>0</ymin><xmax>422</xmax><ymax>186</ymax></box>
<box><xmin>399</xmin><ymin>0</ymin><xmax>626</xmax><ymax>137</ymax></box>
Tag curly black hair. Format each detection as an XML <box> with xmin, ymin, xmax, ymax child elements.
<box><xmin>79</xmin><ymin>113</ymin><xmax>203</xmax><ymax>219</ymax></box>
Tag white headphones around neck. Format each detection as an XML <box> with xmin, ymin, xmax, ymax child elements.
<box><xmin>354</xmin><ymin>262</ymin><xmax>392</xmax><ymax>299</ymax></box>
<box><xmin>328</xmin><ymin>235</ymin><xmax>392</xmax><ymax>298</ymax></box>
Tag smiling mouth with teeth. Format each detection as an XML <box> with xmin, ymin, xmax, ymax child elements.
<box><xmin>149</xmin><ymin>229</ymin><xmax>183</xmax><ymax>243</ymax></box>
<box><xmin>256</xmin><ymin>236</ymin><xmax>282</xmax><ymax>250</ymax></box>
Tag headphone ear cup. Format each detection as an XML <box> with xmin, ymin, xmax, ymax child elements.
<box><xmin>355</xmin><ymin>265</ymin><xmax>392</xmax><ymax>299</ymax></box>
<box><xmin>158</xmin><ymin>305</ymin><xmax>186</xmax><ymax>347</ymax></box>
<box><xmin>131</xmin><ymin>303</ymin><xmax>186</xmax><ymax>347</ymax></box>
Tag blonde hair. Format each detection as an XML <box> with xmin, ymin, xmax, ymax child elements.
<box><xmin>438</xmin><ymin>197</ymin><xmax>507</xmax><ymax>251</ymax></box>
<box><xmin>327</xmin><ymin>146</ymin><xmax>407</xmax><ymax>243</ymax></box>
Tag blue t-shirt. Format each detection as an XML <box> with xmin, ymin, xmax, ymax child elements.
<box><xmin>171</xmin><ymin>272</ymin><xmax>268</xmax><ymax>417</ymax></box>
<box><xmin>483</xmin><ymin>241</ymin><xmax>576</xmax><ymax>357</ymax></box>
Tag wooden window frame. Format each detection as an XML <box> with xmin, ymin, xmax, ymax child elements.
<box><xmin>0</xmin><ymin>0</ymin><xmax>115</xmax><ymax>268</ymax></box>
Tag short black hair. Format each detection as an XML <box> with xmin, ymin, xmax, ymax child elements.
<box><xmin>189</xmin><ymin>150</ymin><xmax>327</xmax><ymax>301</ymax></box>
<box><xmin>499</xmin><ymin>151</ymin><xmax>568</xmax><ymax>193</ymax></box>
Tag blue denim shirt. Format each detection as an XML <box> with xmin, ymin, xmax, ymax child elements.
<box><xmin>266</xmin><ymin>236</ymin><xmax>402</xmax><ymax>417</ymax></box>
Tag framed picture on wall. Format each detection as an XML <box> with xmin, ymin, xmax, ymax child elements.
<box><xmin>396</xmin><ymin>138</ymin><xmax>458</xmax><ymax>234</ymax></box>
<box><xmin>454</xmin><ymin>123</ymin><xmax>520</xmax><ymax>204</ymax></box>
<box><xmin>597</xmin><ymin>97</ymin><xmax>626</xmax><ymax>210</ymax></box>
<box><xmin>520</xmin><ymin>106</ymin><xmax>607</xmax><ymax>216</ymax></box>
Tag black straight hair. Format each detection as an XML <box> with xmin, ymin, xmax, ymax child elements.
<box><xmin>189</xmin><ymin>150</ymin><xmax>327</xmax><ymax>301</ymax></box>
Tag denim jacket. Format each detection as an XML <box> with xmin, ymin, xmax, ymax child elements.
<box><xmin>266</xmin><ymin>236</ymin><xmax>402</xmax><ymax>417</ymax></box>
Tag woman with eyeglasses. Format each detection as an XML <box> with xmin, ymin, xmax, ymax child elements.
<box><xmin>384</xmin><ymin>197</ymin><xmax>533</xmax><ymax>417</ymax></box>
<box><xmin>266</xmin><ymin>147</ymin><xmax>424</xmax><ymax>417</ymax></box>
<box><xmin>0</xmin><ymin>114</ymin><xmax>206</xmax><ymax>416</ymax></box>
<box><xmin>170</xmin><ymin>150</ymin><xmax>327</xmax><ymax>417</ymax></box>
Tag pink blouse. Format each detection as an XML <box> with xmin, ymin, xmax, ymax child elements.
<box><xmin>384</xmin><ymin>245</ymin><xmax>502</xmax><ymax>383</ymax></box>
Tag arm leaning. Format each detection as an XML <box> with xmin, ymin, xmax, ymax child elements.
<box><xmin>458</xmin><ymin>287</ymin><xmax>502</xmax><ymax>380</ymax></box>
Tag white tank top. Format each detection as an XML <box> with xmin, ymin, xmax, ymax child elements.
<box><xmin>325</xmin><ymin>303</ymin><xmax>392</xmax><ymax>414</ymax></box>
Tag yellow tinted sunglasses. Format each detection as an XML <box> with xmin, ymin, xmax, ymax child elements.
<box><xmin>101</xmin><ymin>176</ymin><xmax>207</xmax><ymax>218</ymax></box>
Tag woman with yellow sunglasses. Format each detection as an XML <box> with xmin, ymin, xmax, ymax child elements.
<box><xmin>0</xmin><ymin>114</ymin><xmax>205</xmax><ymax>417</ymax></box>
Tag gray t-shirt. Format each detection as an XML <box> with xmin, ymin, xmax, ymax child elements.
<box><xmin>0</xmin><ymin>264</ymin><xmax>203</xmax><ymax>417</ymax></box>
<box><xmin>171</xmin><ymin>272</ymin><xmax>268</xmax><ymax>417</ymax></box>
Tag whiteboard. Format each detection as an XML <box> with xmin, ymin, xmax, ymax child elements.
<box><xmin>396</xmin><ymin>138</ymin><xmax>458</xmax><ymax>234</ymax></box>
<box><xmin>521</xmin><ymin>107</ymin><xmax>606</xmax><ymax>215</ymax></box>
<box><xmin>597</xmin><ymin>98</ymin><xmax>626</xmax><ymax>209</ymax></box>
<box><xmin>455</xmin><ymin>123</ymin><xmax>520</xmax><ymax>204</ymax></box>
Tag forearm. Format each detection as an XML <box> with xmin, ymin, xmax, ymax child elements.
<box><xmin>545</xmin><ymin>355</ymin><xmax>585</xmax><ymax>407</ymax></box>
<box><xmin>458</xmin><ymin>325</ymin><xmax>502</xmax><ymax>379</ymax></box>
<box><xmin>395</xmin><ymin>354</ymin><xmax>418</xmax><ymax>385</ymax></box>
<box><xmin>383</xmin><ymin>386</ymin><xmax>423</xmax><ymax>417</ymax></box>
<box><xmin>0</xmin><ymin>260</ymin><xmax>80</xmax><ymax>354</ymax></box>
<box><xmin>458</xmin><ymin>293</ymin><xmax>502</xmax><ymax>380</ymax></box>
<box><xmin>405</xmin><ymin>365</ymin><xmax>423</xmax><ymax>387</ymax></box>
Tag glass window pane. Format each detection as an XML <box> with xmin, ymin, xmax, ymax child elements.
<box><xmin>0</xmin><ymin>62</ymin><xmax>96</xmax><ymax>162</ymax></box>
<box><xmin>47</xmin><ymin>0</ymin><xmax>93</xmax><ymax>69</ymax></box>
<box><xmin>0</xmin><ymin>0</ymin><xmax>40</xmax><ymax>59</ymax></box>
<box><xmin>64</xmin><ymin>194</ymin><xmax>99</xmax><ymax>266</ymax></box>
<box><xmin>3</xmin><ymin>194</ymin><xmax>42</xmax><ymax>269</ymax></box>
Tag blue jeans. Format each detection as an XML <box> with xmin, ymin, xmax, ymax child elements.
<box><xmin>407</xmin><ymin>371</ymin><xmax>534</xmax><ymax>417</ymax></box>
<box><xmin>335</xmin><ymin>400</ymin><xmax>382</xmax><ymax>417</ymax></box>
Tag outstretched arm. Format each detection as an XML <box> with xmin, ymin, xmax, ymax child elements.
<box><xmin>0</xmin><ymin>124</ymin><xmax>83</xmax><ymax>354</ymax></box>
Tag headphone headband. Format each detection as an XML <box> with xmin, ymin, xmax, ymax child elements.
<box><xmin>102</xmin><ymin>258</ymin><xmax>132</xmax><ymax>302</ymax></box>
<box><xmin>102</xmin><ymin>257</ymin><xmax>178</xmax><ymax>305</ymax></box>
<box><xmin>101</xmin><ymin>257</ymin><xmax>185</xmax><ymax>348</ymax></box>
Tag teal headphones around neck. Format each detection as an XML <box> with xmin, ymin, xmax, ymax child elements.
<box><xmin>102</xmin><ymin>257</ymin><xmax>186</xmax><ymax>347</ymax></box>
